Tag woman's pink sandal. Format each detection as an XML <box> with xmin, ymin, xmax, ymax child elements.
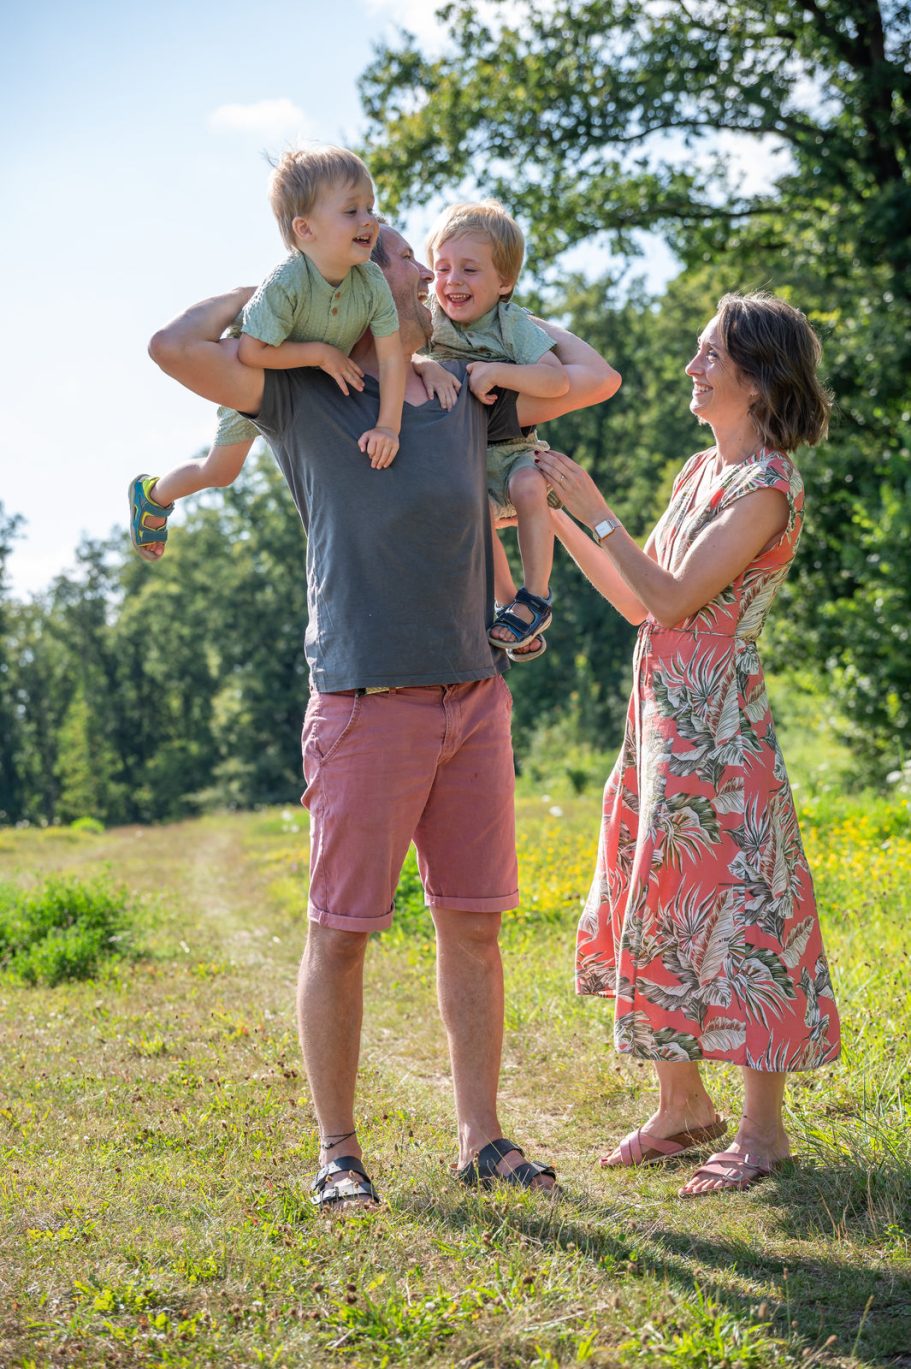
<box><xmin>601</xmin><ymin>1116</ymin><xmax>727</xmax><ymax>1167</ymax></box>
<box><xmin>678</xmin><ymin>1149</ymin><xmax>788</xmax><ymax>1197</ymax></box>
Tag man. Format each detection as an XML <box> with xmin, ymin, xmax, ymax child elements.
<box><xmin>149</xmin><ymin>223</ymin><xmax>620</xmax><ymax>1207</ymax></box>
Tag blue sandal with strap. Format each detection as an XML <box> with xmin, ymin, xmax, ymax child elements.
<box><xmin>128</xmin><ymin>474</ymin><xmax>174</xmax><ymax>562</ymax></box>
<box><xmin>488</xmin><ymin>587</ymin><xmax>552</xmax><ymax>651</ymax></box>
<box><xmin>457</xmin><ymin>1136</ymin><xmax>557</xmax><ymax>1190</ymax></box>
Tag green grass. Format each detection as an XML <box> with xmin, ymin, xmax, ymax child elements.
<box><xmin>1</xmin><ymin>795</ymin><xmax>909</xmax><ymax>1367</ymax></box>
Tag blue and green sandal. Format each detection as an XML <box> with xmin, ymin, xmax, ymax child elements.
<box><xmin>128</xmin><ymin>475</ymin><xmax>174</xmax><ymax>562</ymax></box>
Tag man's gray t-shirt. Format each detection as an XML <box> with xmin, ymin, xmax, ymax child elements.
<box><xmin>252</xmin><ymin>362</ymin><xmax>513</xmax><ymax>692</ymax></box>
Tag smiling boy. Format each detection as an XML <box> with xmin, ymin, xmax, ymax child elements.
<box><xmin>424</xmin><ymin>201</ymin><xmax>570</xmax><ymax>659</ymax></box>
<box><xmin>129</xmin><ymin>146</ymin><xmax>407</xmax><ymax>561</ymax></box>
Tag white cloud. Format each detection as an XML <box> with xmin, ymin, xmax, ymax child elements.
<box><xmin>208</xmin><ymin>98</ymin><xmax>316</xmax><ymax>142</ymax></box>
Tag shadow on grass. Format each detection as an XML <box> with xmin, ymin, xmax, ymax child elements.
<box><xmin>397</xmin><ymin>1161</ymin><xmax>911</xmax><ymax>1366</ymax></box>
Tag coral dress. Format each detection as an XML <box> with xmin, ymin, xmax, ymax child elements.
<box><xmin>576</xmin><ymin>448</ymin><xmax>841</xmax><ymax>1071</ymax></box>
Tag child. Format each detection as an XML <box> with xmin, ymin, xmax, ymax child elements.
<box><xmin>129</xmin><ymin>146</ymin><xmax>408</xmax><ymax>561</ymax></box>
<box><xmin>423</xmin><ymin>201</ymin><xmax>569</xmax><ymax>658</ymax></box>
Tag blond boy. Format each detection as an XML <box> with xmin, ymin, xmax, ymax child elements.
<box><xmin>129</xmin><ymin>147</ymin><xmax>408</xmax><ymax>560</ymax></box>
<box><xmin>424</xmin><ymin>201</ymin><xmax>569</xmax><ymax>658</ymax></box>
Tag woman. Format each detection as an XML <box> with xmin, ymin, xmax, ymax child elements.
<box><xmin>535</xmin><ymin>292</ymin><xmax>840</xmax><ymax>1197</ymax></box>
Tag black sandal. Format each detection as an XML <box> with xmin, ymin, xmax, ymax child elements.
<box><xmin>457</xmin><ymin>1137</ymin><xmax>557</xmax><ymax>1190</ymax></box>
<box><xmin>488</xmin><ymin>588</ymin><xmax>553</xmax><ymax>651</ymax></box>
<box><xmin>310</xmin><ymin>1155</ymin><xmax>380</xmax><ymax>1210</ymax></box>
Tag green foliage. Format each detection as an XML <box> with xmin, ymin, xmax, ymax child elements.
<box><xmin>361</xmin><ymin>0</ymin><xmax>911</xmax><ymax>780</ymax></box>
<box><xmin>0</xmin><ymin>874</ymin><xmax>134</xmax><ymax>985</ymax></box>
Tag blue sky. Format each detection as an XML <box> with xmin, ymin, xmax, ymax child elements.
<box><xmin>4</xmin><ymin>0</ymin><xmax>775</xmax><ymax>597</ymax></box>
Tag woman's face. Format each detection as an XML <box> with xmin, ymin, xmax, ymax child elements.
<box><xmin>686</xmin><ymin>316</ymin><xmax>756</xmax><ymax>428</ymax></box>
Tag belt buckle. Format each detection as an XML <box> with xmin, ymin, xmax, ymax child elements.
<box><xmin>362</xmin><ymin>686</ymin><xmax>391</xmax><ymax>695</ymax></box>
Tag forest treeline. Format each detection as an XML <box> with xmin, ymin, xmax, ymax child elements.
<box><xmin>2</xmin><ymin>0</ymin><xmax>909</xmax><ymax>826</ymax></box>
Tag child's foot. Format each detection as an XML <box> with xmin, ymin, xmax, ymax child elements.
<box><xmin>129</xmin><ymin>475</ymin><xmax>174</xmax><ymax>561</ymax></box>
<box><xmin>488</xmin><ymin>588</ymin><xmax>552</xmax><ymax>650</ymax></box>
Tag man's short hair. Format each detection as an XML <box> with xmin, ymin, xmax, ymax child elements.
<box><xmin>370</xmin><ymin>216</ymin><xmax>392</xmax><ymax>269</ymax></box>
<box><xmin>425</xmin><ymin>200</ymin><xmax>525</xmax><ymax>296</ymax></box>
<box><xmin>268</xmin><ymin>146</ymin><xmax>373</xmax><ymax>252</ymax></box>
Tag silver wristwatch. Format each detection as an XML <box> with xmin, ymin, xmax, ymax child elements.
<box><xmin>592</xmin><ymin>515</ymin><xmax>620</xmax><ymax>544</ymax></box>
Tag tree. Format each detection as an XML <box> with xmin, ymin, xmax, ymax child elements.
<box><xmin>0</xmin><ymin>505</ymin><xmax>25</xmax><ymax>823</ymax></box>
<box><xmin>360</xmin><ymin>0</ymin><xmax>911</xmax><ymax>776</ymax></box>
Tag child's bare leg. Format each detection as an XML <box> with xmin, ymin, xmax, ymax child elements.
<box><xmin>152</xmin><ymin>439</ymin><xmax>253</xmax><ymax>507</ymax></box>
<box><xmin>134</xmin><ymin>441</ymin><xmax>252</xmax><ymax>560</ymax></box>
<box><xmin>490</xmin><ymin>467</ymin><xmax>553</xmax><ymax>643</ymax></box>
<box><xmin>490</xmin><ymin>503</ymin><xmax>517</xmax><ymax>607</ymax></box>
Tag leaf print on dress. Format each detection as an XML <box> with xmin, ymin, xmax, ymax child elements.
<box><xmin>576</xmin><ymin>447</ymin><xmax>840</xmax><ymax>1071</ymax></box>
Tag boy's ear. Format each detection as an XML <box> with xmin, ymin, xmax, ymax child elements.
<box><xmin>291</xmin><ymin>214</ymin><xmax>313</xmax><ymax>244</ymax></box>
<box><xmin>497</xmin><ymin>276</ymin><xmax>515</xmax><ymax>298</ymax></box>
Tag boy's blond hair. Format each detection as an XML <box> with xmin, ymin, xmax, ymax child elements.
<box><xmin>268</xmin><ymin>145</ymin><xmax>373</xmax><ymax>252</ymax></box>
<box><xmin>426</xmin><ymin>201</ymin><xmax>525</xmax><ymax>298</ymax></box>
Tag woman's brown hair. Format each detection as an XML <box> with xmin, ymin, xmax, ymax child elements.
<box><xmin>716</xmin><ymin>292</ymin><xmax>832</xmax><ymax>451</ymax></box>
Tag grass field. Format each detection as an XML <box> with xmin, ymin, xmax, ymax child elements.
<box><xmin>1</xmin><ymin>784</ymin><xmax>909</xmax><ymax>1367</ymax></box>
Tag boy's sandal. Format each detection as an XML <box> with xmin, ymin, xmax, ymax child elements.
<box><xmin>310</xmin><ymin>1155</ymin><xmax>380</xmax><ymax>1210</ymax></box>
<box><xmin>678</xmin><ymin>1149</ymin><xmax>785</xmax><ymax>1199</ymax></box>
<box><xmin>507</xmin><ymin>634</ymin><xmax>547</xmax><ymax>663</ymax></box>
<box><xmin>129</xmin><ymin>474</ymin><xmax>175</xmax><ymax>562</ymax></box>
<box><xmin>488</xmin><ymin>588</ymin><xmax>553</xmax><ymax>651</ymax></box>
<box><xmin>457</xmin><ymin>1137</ymin><xmax>557</xmax><ymax>1190</ymax></box>
<box><xmin>601</xmin><ymin>1116</ymin><xmax>727</xmax><ymax>1167</ymax></box>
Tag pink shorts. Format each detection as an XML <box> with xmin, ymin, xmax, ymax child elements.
<box><xmin>301</xmin><ymin>677</ymin><xmax>518</xmax><ymax>932</ymax></box>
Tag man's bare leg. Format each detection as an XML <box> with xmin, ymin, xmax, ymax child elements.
<box><xmin>297</xmin><ymin>923</ymin><xmax>372</xmax><ymax>1194</ymax></box>
<box><xmin>432</xmin><ymin>908</ymin><xmax>555</xmax><ymax>1188</ymax></box>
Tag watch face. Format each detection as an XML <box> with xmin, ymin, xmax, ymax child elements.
<box><xmin>595</xmin><ymin>518</ymin><xmax>616</xmax><ymax>541</ymax></box>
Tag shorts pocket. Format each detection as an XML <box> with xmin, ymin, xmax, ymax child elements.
<box><xmin>301</xmin><ymin>692</ymin><xmax>362</xmax><ymax>807</ymax></box>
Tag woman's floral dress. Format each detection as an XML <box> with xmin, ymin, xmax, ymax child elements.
<box><xmin>576</xmin><ymin>448</ymin><xmax>841</xmax><ymax>1071</ymax></box>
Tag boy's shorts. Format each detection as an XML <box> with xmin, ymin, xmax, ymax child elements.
<box><xmin>300</xmin><ymin>677</ymin><xmax>518</xmax><ymax>932</ymax></box>
<box><xmin>486</xmin><ymin>437</ymin><xmax>561</xmax><ymax>519</ymax></box>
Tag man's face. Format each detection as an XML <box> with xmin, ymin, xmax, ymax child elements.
<box><xmin>376</xmin><ymin>228</ymin><xmax>434</xmax><ymax>343</ymax></box>
<box><xmin>432</xmin><ymin>232</ymin><xmax>512</xmax><ymax>325</ymax></box>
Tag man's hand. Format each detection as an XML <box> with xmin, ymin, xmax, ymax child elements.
<box><xmin>412</xmin><ymin>357</ymin><xmax>462</xmax><ymax>410</ymax></box>
<box><xmin>318</xmin><ymin>344</ymin><xmax>365</xmax><ymax>395</ymax></box>
<box><xmin>358</xmin><ymin>426</ymin><xmax>400</xmax><ymax>468</ymax></box>
<box><xmin>465</xmin><ymin>361</ymin><xmax>503</xmax><ymax>405</ymax></box>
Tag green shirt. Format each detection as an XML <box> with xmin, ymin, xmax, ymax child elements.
<box><xmin>215</xmin><ymin>253</ymin><xmax>398</xmax><ymax>447</ymax></box>
<box><xmin>428</xmin><ymin>298</ymin><xmax>553</xmax><ymax>367</ymax></box>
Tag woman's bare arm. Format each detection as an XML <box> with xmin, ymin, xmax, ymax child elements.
<box><xmin>537</xmin><ymin>449</ymin><xmax>788</xmax><ymax>628</ymax></box>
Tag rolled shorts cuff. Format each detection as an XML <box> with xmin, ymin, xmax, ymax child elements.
<box><xmin>307</xmin><ymin>899</ymin><xmax>394</xmax><ymax>934</ymax></box>
<box><xmin>425</xmin><ymin>888</ymin><xmax>520</xmax><ymax>913</ymax></box>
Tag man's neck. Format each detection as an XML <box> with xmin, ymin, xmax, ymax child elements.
<box><xmin>351</xmin><ymin>332</ymin><xmax>427</xmax><ymax>402</ymax></box>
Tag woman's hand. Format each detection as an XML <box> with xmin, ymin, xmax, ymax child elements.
<box><xmin>533</xmin><ymin>449</ymin><xmax>612</xmax><ymax>530</ymax></box>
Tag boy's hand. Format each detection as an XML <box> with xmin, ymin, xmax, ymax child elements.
<box><xmin>317</xmin><ymin>344</ymin><xmax>365</xmax><ymax>395</ymax></box>
<box><xmin>413</xmin><ymin>358</ymin><xmax>462</xmax><ymax>410</ymax></box>
<box><xmin>465</xmin><ymin>361</ymin><xmax>503</xmax><ymax>405</ymax></box>
<box><xmin>358</xmin><ymin>426</ymin><xmax>400</xmax><ymax>469</ymax></box>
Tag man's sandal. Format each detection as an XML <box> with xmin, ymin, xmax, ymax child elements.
<box><xmin>488</xmin><ymin>588</ymin><xmax>553</xmax><ymax>651</ymax></box>
<box><xmin>310</xmin><ymin>1155</ymin><xmax>380</xmax><ymax>1211</ymax></box>
<box><xmin>129</xmin><ymin>474</ymin><xmax>174</xmax><ymax>562</ymax></box>
<box><xmin>601</xmin><ymin>1116</ymin><xmax>727</xmax><ymax>1167</ymax></box>
<box><xmin>457</xmin><ymin>1137</ymin><xmax>557</xmax><ymax>1191</ymax></box>
<box><xmin>678</xmin><ymin>1148</ymin><xmax>786</xmax><ymax>1198</ymax></box>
